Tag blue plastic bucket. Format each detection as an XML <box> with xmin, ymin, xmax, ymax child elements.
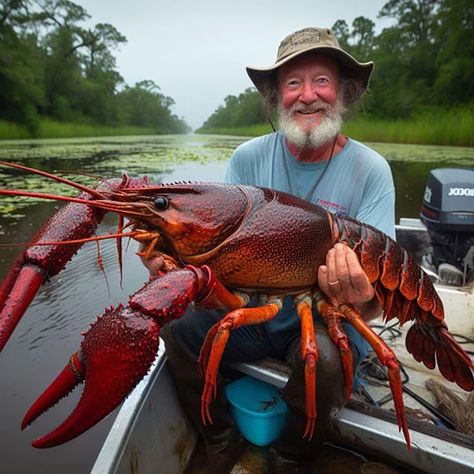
<box><xmin>225</xmin><ymin>375</ymin><xmax>288</xmax><ymax>447</ymax></box>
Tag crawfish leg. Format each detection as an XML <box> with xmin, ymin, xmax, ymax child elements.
<box><xmin>191</xmin><ymin>265</ymin><xmax>250</xmax><ymax>311</ymax></box>
<box><xmin>293</xmin><ymin>293</ymin><xmax>318</xmax><ymax>439</ymax></box>
<box><xmin>313</xmin><ymin>290</ymin><xmax>353</xmax><ymax>401</ymax></box>
<box><xmin>199</xmin><ymin>295</ymin><xmax>284</xmax><ymax>425</ymax></box>
<box><xmin>339</xmin><ymin>303</ymin><xmax>411</xmax><ymax>449</ymax></box>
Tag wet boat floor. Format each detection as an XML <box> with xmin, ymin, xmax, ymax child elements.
<box><xmin>231</xmin><ymin>443</ymin><xmax>410</xmax><ymax>473</ymax></box>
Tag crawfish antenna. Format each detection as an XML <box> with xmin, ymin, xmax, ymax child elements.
<box><xmin>117</xmin><ymin>215</ymin><xmax>124</xmax><ymax>288</ymax></box>
<box><xmin>0</xmin><ymin>161</ymin><xmax>107</xmax><ymax>200</ymax></box>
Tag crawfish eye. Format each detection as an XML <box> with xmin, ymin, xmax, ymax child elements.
<box><xmin>154</xmin><ymin>196</ymin><xmax>169</xmax><ymax>210</ymax></box>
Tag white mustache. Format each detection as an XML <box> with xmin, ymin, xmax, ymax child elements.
<box><xmin>290</xmin><ymin>102</ymin><xmax>330</xmax><ymax>114</ymax></box>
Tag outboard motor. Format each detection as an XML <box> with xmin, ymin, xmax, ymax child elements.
<box><xmin>420</xmin><ymin>168</ymin><xmax>474</xmax><ymax>286</ymax></box>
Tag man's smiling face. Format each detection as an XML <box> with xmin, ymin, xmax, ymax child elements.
<box><xmin>277</xmin><ymin>53</ymin><xmax>344</xmax><ymax>149</ymax></box>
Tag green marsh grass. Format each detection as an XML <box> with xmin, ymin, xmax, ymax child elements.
<box><xmin>196</xmin><ymin>123</ymin><xmax>274</xmax><ymax>137</ymax></box>
<box><xmin>0</xmin><ymin>121</ymin><xmax>31</xmax><ymax>140</ymax></box>
<box><xmin>344</xmin><ymin>108</ymin><xmax>473</xmax><ymax>147</ymax></box>
<box><xmin>197</xmin><ymin>108</ymin><xmax>474</xmax><ymax>147</ymax></box>
<box><xmin>2</xmin><ymin>108</ymin><xmax>472</xmax><ymax>145</ymax></box>
<box><xmin>0</xmin><ymin>119</ymin><xmax>159</xmax><ymax>140</ymax></box>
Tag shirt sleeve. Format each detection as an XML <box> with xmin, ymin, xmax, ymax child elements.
<box><xmin>356</xmin><ymin>189</ymin><xmax>396</xmax><ymax>239</ymax></box>
<box><xmin>224</xmin><ymin>144</ymin><xmax>252</xmax><ymax>185</ymax></box>
<box><xmin>355</xmin><ymin>158</ymin><xmax>396</xmax><ymax>240</ymax></box>
<box><xmin>224</xmin><ymin>151</ymin><xmax>242</xmax><ymax>184</ymax></box>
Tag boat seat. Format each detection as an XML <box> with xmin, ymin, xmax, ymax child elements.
<box><xmin>230</xmin><ymin>358</ymin><xmax>291</xmax><ymax>388</ymax></box>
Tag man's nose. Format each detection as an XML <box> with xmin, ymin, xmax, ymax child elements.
<box><xmin>299</xmin><ymin>81</ymin><xmax>318</xmax><ymax>103</ymax></box>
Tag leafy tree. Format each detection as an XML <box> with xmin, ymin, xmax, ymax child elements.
<box><xmin>432</xmin><ymin>0</ymin><xmax>474</xmax><ymax>105</ymax></box>
<box><xmin>332</xmin><ymin>19</ymin><xmax>350</xmax><ymax>49</ymax></box>
<box><xmin>0</xmin><ymin>0</ymin><xmax>189</xmax><ymax>134</ymax></box>
<box><xmin>41</xmin><ymin>25</ymin><xmax>83</xmax><ymax>119</ymax></box>
<box><xmin>0</xmin><ymin>0</ymin><xmax>44</xmax><ymax>130</ymax></box>
<box><xmin>378</xmin><ymin>0</ymin><xmax>439</xmax><ymax>45</ymax></box>
<box><xmin>77</xmin><ymin>23</ymin><xmax>127</xmax><ymax>78</ymax></box>
<box><xmin>116</xmin><ymin>80</ymin><xmax>189</xmax><ymax>133</ymax></box>
<box><xmin>377</xmin><ymin>0</ymin><xmax>440</xmax><ymax>108</ymax></box>
<box><xmin>200</xmin><ymin>88</ymin><xmax>265</xmax><ymax>130</ymax></box>
<box><xmin>350</xmin><ymin>16</ymin><xmax>376</xmax><ymax>60</ymax></box>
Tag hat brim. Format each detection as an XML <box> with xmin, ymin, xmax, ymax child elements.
<box><xmin>247</xmin><ymin>45</ymin><xmax>374</xmax><ymax>100</ymax></box>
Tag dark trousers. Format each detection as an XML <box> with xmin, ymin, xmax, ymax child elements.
<box><xmin>161</xmin><ymin>300</ymin><xmax>360</xmax><ymax>460</ymax></box>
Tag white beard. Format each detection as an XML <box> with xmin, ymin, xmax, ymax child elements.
<box><xmin>279</xmin><ymin>96</ymin><xmax>345</xmax><ymax>149</ymax></box>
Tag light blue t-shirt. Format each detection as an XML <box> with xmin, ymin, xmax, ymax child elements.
<box><xmin>224</xmin><ymin>131</ymin><xmax>396</xmax><ymax>363</ymax></box>
<box><xmin>225</xmin><ymin>131</ymin><xmax>395</xmax><ymax>238</ymax></box>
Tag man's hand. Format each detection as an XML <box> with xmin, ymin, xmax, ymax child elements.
<box><xmin>318</xmin><ymin>243</ymin><xmax>380</xmax><ymax>321</ymax></box>
<box><xmin>137</xmin><ymin>242</ymin><xmax>164</xmax><ymax>276</ymax></box>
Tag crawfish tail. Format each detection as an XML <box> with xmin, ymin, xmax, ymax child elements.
<box><xmin>333</xmin><ymin>215</ymin><xmax>473</xmax><ymax>391</ymax></box>
<box><xmin>406</xmin><ymin>322</ymin><xmax>473</xmax><ymax>391</ymax></box>
<box><xmin>332</xmin><ymin>215</ymin><xmax>443</xmax><ymax>323</ymax></box>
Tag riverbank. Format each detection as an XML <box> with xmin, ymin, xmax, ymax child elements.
<box><xmin>0</xmin><ymin>119</ymin><xmax>167</xmax><ymax>140</ymax></box>
<box><xmin>2</xmin><ymin>108</ymin><xmax>472</xmax><ymax>146</ymax></box>
<box><xmin>197</xmin><ymin>108</ymin><xmax>474</xmax><ymax>147</ymax></box>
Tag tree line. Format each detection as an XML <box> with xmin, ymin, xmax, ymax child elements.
<box><xmin>0</xmin><ymin>0</ymin><xmax>190</xmax><ymax>134</ymax></box>
<box><xmin>198</xmin><ymin>0</ymin><xmax>473</xmax><ymax>131</ymax></box>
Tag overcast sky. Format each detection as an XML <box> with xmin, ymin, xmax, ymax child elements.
<box><xmin>75</xmin><ymin>1</ymin><xmax>393</xmax><ymax>129</ymax></box>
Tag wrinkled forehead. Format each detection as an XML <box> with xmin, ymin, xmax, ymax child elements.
<box><xmin>277</xmin><ymin>52</ymin><xmax>341</xmax><ymax>81</ymax></box>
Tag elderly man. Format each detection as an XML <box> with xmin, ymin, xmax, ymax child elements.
<box><xmin>160</xmin><ymin>27</ymin><xmax>395</xmax><ymax>473</ymax></box>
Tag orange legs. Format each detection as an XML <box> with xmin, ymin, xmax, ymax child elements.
<box><xmin>198</xmin><ymin>290</ymin><xmax>410</xmax><ymax>448</ymax></box>
<box><xmin>340</xmin><ymin>303</ymin><xmax>410</xmax><ymax>449</ymax></box>
<box><xmin>313</xmin><ymin>291</ymin><xmax>354</xmax><ymax>401</ymax></box>
<box><xmin>293</xmin><ymin>294</ymin><xmax>319</xmax><ymax>439</ymax></box>
<box><xmin>199</xmin><ymin>291</ymin><xmax>321</xmax><ymax>440</ymax></box>
<box><xmin>198</xmin><ymin>295</ymin><xmax>284</xmax><ymax>424</ymax></box>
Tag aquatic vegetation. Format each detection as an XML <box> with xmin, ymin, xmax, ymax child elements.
<box><xmin>0</xmin><ymin>134</ymin><xmax>472</xmax><ymax>229</ymax></box>
<box><xmin>366</xmin><ymin>143</ymin><xmax>474</xmax><ymax>167</ymax></box>
<box><xmin>0</xmin><ymin>136</ymin><xmax>241</xmax><ymax>225</ymax></box>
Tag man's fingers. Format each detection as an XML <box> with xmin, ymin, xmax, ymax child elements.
<box><xmin>334</xmin><ymin>244</ymin><xmax>352</xmax><ymax>298</ymax></box>
<box><xmin>345</xmin><ymin>247</ymin><xmax>369</xmax><ymax>287</ymax></box>
<box><xmin>344</xmin><ymin>246</ymin><xmax>374</xmax><ymax>301</ymax></box>
<box><xmin>321</xmin><ymin>244</ymin><xmax>375</xmax><ymax>305</ymax></box>
<box><xmin>318</xmin><ymin>265</ymin><xmax>339</xmax><ymax>296</ymax></box>
<box><xmin>326</xmin><ymin>247</ymin><xmax>338</xmax><ymax>286</ymax></box>
<box><xmin>322</xmin><ymin>250</ymin><xmax>343</xmax><ymax>304</ymax></box>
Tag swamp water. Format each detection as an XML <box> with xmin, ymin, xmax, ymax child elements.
<box><xmin>0</xmin><ymin>134</ymin><xmax>472</xmax><ymax>473</ymax></box>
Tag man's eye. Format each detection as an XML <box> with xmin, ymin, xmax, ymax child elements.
<box><xmin>287</xmin><ymin>80</ymin><xmax>300</xmax><ymax>88</ymax></box>
<box><xmin>315</xmin><ymin>77</ymin><xmax>329</xmax><ymax>86</ymax></box>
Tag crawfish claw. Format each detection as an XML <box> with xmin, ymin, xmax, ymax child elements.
<box><xmin>24</xmin><ymin>306</ymin><xmax>160</xmax><ymax>448</ymax></box>
<box><xmin>0</xmin><ymin>264</ymin><xmax>44</xmax><ymax>351</ymax></box>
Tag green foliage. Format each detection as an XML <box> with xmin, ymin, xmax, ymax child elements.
<box><xmin>200</xmin><ymin>0</ymin><xmax>473</xmax><ymax>144</ymax></box>
<box><xmin>197</xmin><ymin>88</ymin><xmax>266</xmax><ymax>132</ymax></box>
<box><xmin>343</xmin><ymin>107</ymin><xmax>474</xmax><ymax>146</ymax></box>
<box><xmin>199</xmin><ymin>107</ymin><xmax>473</xmax><ymax>147</ymax></box>
<box><xmin>116</xmin><ymin>80</ymin><xmax>190</xmax><ymax>134</ymax></box>
<box><xmin>0</xmin><ymin>0</ymin><xmax>189</xmax><ymax>138</ymax></box>
<box><xmin>0</xmin><ymin>118</ymin><xmax>159</xmax><ymax>139</ymax></box>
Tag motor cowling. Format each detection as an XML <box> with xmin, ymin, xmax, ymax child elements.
<box><xmin>420</xmin><ymin>168</ymin><xmax>474</xmax><ymax>286</ymax></box>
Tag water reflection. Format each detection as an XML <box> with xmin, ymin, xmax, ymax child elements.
<box><xmin>0</xmin><ymin>134</ymin><xmax>472</xmax><ymax>473</ymax></box>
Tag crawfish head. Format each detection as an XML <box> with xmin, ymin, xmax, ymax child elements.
<box><xmin>109</xmin><ymin>182</ymin><xmax>249</xmax><ymax>257</ymax></box>
<box><xmin>0</xmin><ymin>161</ymin><xmax>250</xmax><ymax>260</ymax></box>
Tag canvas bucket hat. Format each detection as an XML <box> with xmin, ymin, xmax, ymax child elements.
<box><xmin>247</xmin><ymin>27</ymin><xmax>374</xmax><ymax>100</ymax></box>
